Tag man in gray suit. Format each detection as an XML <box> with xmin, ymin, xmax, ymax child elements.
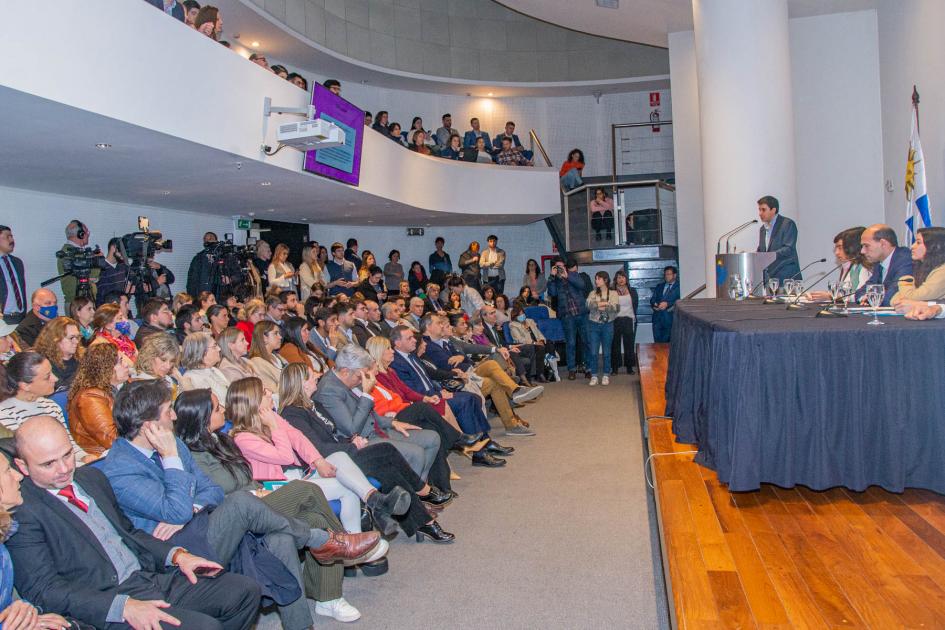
<box><xmin>756</xmin><ymin>195</ymin><xmax>801</xmax><ymax>282</ymax></box>
<box><xmin>314</xmin><ymin>345</ymin><xmax>441</xmax><ymax>482</ymax></box>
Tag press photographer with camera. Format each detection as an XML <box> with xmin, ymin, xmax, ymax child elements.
<box><xmin>546</xmin><ymin>257</ymin><xmax>592</xmax><ymax>381</ymax></box>
<box><xmin>187</xmin><ymin>232</ymin><xmax>252</xmax><ymax>299</ymax></box>
<box><xmin>187</xmin><ymin>232</ymin><xmax>219</xmax><ymax>297</ymax></box>
<box><xmin>56</xmin><ymin>219</ymin><xmax>101</xmax><ymax>309</ymax></box>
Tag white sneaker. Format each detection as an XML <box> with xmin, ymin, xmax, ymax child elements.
<box><xmin>347</xmin><ymin>537</ymin><xmax>389</xmax><ymax>566</ymax></box>
<box><xmin>589</xmin><ymin>376</ymin><xmax>599</xmax><ymax>386</ymax></box>
<box><xmin>315</xmin><ymin>597</ymin><xmax>362</xmax><ymax>622</ymax></box>
<box><xmin>601</xmin><ymin>376</ymin><xmax>610</xmax><ymax>386</ymax></box>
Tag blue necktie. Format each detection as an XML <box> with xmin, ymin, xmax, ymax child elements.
<box><xmin>150</xmin><ymin>452</ymin><xmax>163</xmax><ymax>469</ymax></box>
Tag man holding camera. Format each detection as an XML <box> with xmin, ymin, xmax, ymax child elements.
<box><xmin>58</xmin><ymin>219</ymin><xmax>99</xmax><ymax>309</ymax></box>
<box><xmin>546</xmin><ymin>257</ymin><xmax>592</xmax><ymax>380</ymax></box>
<box><xmin>187</xmin><ymin>232</ymin><xmax>220</xmax><ymax>297</ymax></box>
<box><xmin>96</xmin><ymin>238</ymin><xmax>133</xmax><ymax>307</ymax></box>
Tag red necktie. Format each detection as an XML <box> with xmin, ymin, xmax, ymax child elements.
<box><xmin>2</xmin><ymin>256</ymin><xmax>23</xmax><ymax>312</ymax></box>
<box><xmin>58</xmin><ymin>484</ymin><xmax>89</xmax><ymax>513</ymax></box>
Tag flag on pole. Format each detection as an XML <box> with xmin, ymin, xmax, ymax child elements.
<box><xmin>905</xmin><ymin>94</ymin><xmax>931</xmax><ymax>243</ymax></box>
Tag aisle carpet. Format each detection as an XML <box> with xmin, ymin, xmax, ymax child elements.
<box><xmin>259</xmin><ymin>374</ymin><xmax>661</xmax><ymax>629</ymax></box>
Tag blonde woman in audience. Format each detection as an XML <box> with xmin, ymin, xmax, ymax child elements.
<box><xmin>172</xmin><ymin>291</ymin><xmax>193</xmax><ymax>314</ymax></box>
<box><xmin>133</xmin><ymin>333</ymin><xmax>182</xmax><ymax>398</ymax></box>
<box><xmin>249</xmin><ymin>320</ymin><xmax>288</xmax><ymax>393</ymax></box>
<box><xmin>178</xmin><ymin>332</ymin><xmax>231</xmax><ymax>403</ymax></box>
<box><xmin>299</xmin><ymin>244</ymin><xmax>329</xmax><ymax>301</ymax></box>
<box><xmin>268</xmin><ymin>243</ymin><xmax>298</xmax><ymax>293</ymax></box>
<box><xmin>32</xmin><ymin>316</ymin><xmax>83</xmax><ymax>391</ymax></box>
<box><xmin>89</xmin><ymin>303</ymin><xmax>138</xmax><ymax>364</ymax></box>
<box><xmin>236</xmin><ymin>298</ymin><xmax>266</xmax><ymax>344</ymax></box>
<box><xmin>68</xmin><ymin>343</ymin><xmax>130</xmax><ymax>456</ymax></box>
<box><xmin>196</xmin><ymin>291</ymin><xmax>217</xmax><ymax>318</ymax></box>
<box><xmin>218</xmin><ymin>326</ymin><xmax>258</xmax><ymax>382</ymax></box>
<box><xmin>228</xmin><ymin>377</ymin><xmax>409</xmax><ymax>535</ymax></box>
<box><xmin>358</xmin><ymin>251</ymin><xmax>377</xmax><ymax>282</ymax></box>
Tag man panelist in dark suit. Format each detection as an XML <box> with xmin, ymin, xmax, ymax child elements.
<box><xmin>756</xmin><ymin>195</ymin><xmax>800</xmax><ymax>282</ymax></box>
<box><xmin>855</xmin><ymin>224</ymin><xmax>913</xmax><ymax>306</ymax></box>
<box><xmin>0</xmin><ymin>224</ymin><xmax>27</xmax><ymax>324</ymax></box>
<box><xmin>8</xmin><ymin>415</ymin><xmax>262</xmax><ymax>630</ymax></box>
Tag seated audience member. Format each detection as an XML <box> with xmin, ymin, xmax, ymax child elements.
<box><xmin>218</xmin><ymin>326</ymin><xmax>258</xmax><ymax>382</ymax></box>
<box><xmin>323</xmin><ymin>79</ymin><xmax>342</xmax><ymax>95</ymax></box>
<box><xmin>287</xmin><ymin>73</ymin><xmax>308</xmax><ymax>91</ymax></box>
<box><xmin>99</xmin><ymin>380</ymin><xmax>380</xmax><ymax>628</ymax></box>
<box><xmin>494</xmin><ymin>294</ymin><xmax>512</xmax><ymax>326</ymax></box>
<box><xmin>106</xmin><ymin>293</ymin><xmax>140</xmax><ymax>339</ymax></box>
<box><xmin>248</xmin><ymin>320</ymin><xmax>288</xmax><ymax>393</ymax></box>
<box><xmin>434</xmin><ymin>113</ymin><xmax>455</xmax><ymax>147</ymax></box>
<box><xmin>441</xmin><ymin>134</ymin><xmax>464</xmax><ymax>160</ymax></box>
<box><xmin>855</xmin><ymin>224</ymin><xmax>913</xmax><ymax>306</ymax></box>
<box><xmin>309</xmin><ymin>307</ymin><xmax>339</xmax><ymax>361</ymax></box>
<box><xmin>371</xmin><ymin>111</ymin><xmax>389</xmax><ymax>134</ymax></box>
<box><xmin>69</xmin><ymin>295</ymin><xmax>96</xmax><ymax>343</ymax></box>
<box><xmin>406</xmin><ymin>117</ymin><xmax>431</xmax><ymax>146</ymax></box>
<box><xmin>446</xmin><ymin>291</ymin><xmax>463</xmax><ymax>313</ymax></box>
<box><xmin>378</xmin><ymin>302</ymin><xmax>401</xmax><ymax>337</ymax></box>
<box><xmin>517</xmin><ymin>286</ymin><xmax>538</xmax><ymax>306</ymax></box>
<box><xmin>68</xmin><ymin>343</ymin><xmax>130</xmax><ymax>456</ymax></box>
<box><xmin>611</xmin><ymin>269</ymin><xmax>638</xmax><ymax>375</ymax></box>
<box><xmin>559</xmin><ymin>148</ymin><xmax>585</xmax><ymax>191</ymax></box>
<box><xmin>463</xmin><ymin>117</ymin><xmax>493</xmax><ymax>152</ymax></box>
<box><xmin>0</xmin><ymin>449</ymin><xmax>77</xmax><ymax>628</ymax></box>
<box><xmin>589</xmin><ymin>188</ymin><xmax>615</xmax><ymax>241</ymax></box>
<box><xmin>183</xmin><ymin>0</ymin><xmax>201</xmax><ymax>27</ymax></box>
<box><xmin>404</xmin><ymin>298</ymin><xmax>425</xmax><ymax>331</ymax></box>
<box><xmin>33</xmin><ymin>316</ymin><xmax>83</xmax><ymax>391</ymax></box>
<box><xmin>424</xmin><ymin>283</ymin><xmax>445</xmax><ymax>313</ymax></box>
<box><xmin>891</xmin><ymin>227</ymin><xmax>945</xmax><ymax>305</ymax></box>
<box><xmin>330</xmin><ymin>302</ymin><xmax>357</xmax><ymax>350</ymax></box>
<box><xmin>446</xmin><ymin>275</ymin><xmax>484</xmax><ymax>316</ymax></box>
<box><xmin>481</xmin><ymin>285</ymin><xmax>497</xmax><ymax>307</ymax></box>
<box><xmin>135</xmin><ymin>297</ymin><xmax>175</xmax><ymax>348</ymax></box>
<box><xmin>326</xmin><ymin>242</ymin><xmax>358</xmax><ymax>297</ymax></box>
<box><xmin>495</xmin><ymin>136</ymin><xmax>533</xmax><ymax>166</ymax></box>
<box><xmin>397</xmin><ymin>280</ymin><xmax>413</xmax><ymax>302</ymax></box>
<box><xmin>279</xmin><ymin>290</ymin><xmax>304</xmax><ymax>319</ymax></box>
<box><xmin>407</xmin><ymin>261</ymin><xmax>429</xmax><ymax>297</ymax></box>
<box><xmin>134</xmin><ymin>333</ymin><xmax>182</xmax><ymax>394</ymax></box>
<box><xmin>509</xmin><ymin>302</ymin><xmax>556</xmax><ymax>364</ymax></box>
<box><xmin>172</xmin><ymin>291</ymin><xmax>194</xmax><ymax>314</ymax></box>
<box><xmin>421</xmin><ymin>312</ymin><xmax>538</xmax><ymax>435</ymax></box>
<box><xmin>0</xmin><ymin>324</ymin><xmax>20</xmax><ymax>365</ymax></box>
<box><xmin>7</xmin><ymin>415</ymin><xmax>263</xmax><ymax>630</ymax></box>
<box><xmin>179</xmin><ymin>332</ymin><xmax>230</xmax><ymax>402</ymax></box>
<box><xmin>480</xmin><ymin>305</ymin><xmax>542</xmax><ymax>385</ymax></box>
<box><xmin>313</xmin><ymin>345</ymin><xmax>442</xmax><ymax>482</ymax></box>
<box><xmin>650</xmin><ymin>265</ymin><xmax>680</xmax><ymax>343</ymax></box>
<box><xmin>194</xmin><ymin>5</ymin><xmax>223</xmax><ymax>39</ymax></box>
<box><xmin>175</xmin><ymin>303</ymin><xmax>205</xmax><ymax>344</ymax></box>
<box><xmin>248</xmin><ymin>52</ymin><xmax>269</xmax><ymax>70</ymax></box>
<box><xmin>173</xmin><ymin>389</ymin><xmax>376</xmax><ymax>620</ymax></box>
<box><xmin>363</xmin><ymin>111</ymin><xmax>373</xmax><ymax>126</ymax></box>
<box><xmin>280</xmin><ymin>316</ymin><xmax>329</xmax><ymax>372</ymax></box>
<box><xmin>0</xmin><ymin>351</ymin><xmax>90</xmax><ymax>461</ymax></box>
<box><xmin>264</xmin><ymin>296</ymin><xmax>288</xmax><ymax>327</ymax></box>
<box><xmin>388</xmin><ymin>123</ymin><xmax>407</xmax><ymax>146</ymax></box>
<box><xmin>493</xmin><ymin>121</ymin><xmax>533</xmax><ymax>160</ymax></box>
<box><xmin>195</xmin><ymin>291</ymin><xmax>216</xmax><ymax>318</ymax></box>
<box><xmin>383</xmin><ymin>250</ymin><xmax>404</xmax><ymax>292</ymax></box>
<box><xmin>236</xmin><ymin>298</ymin><xmax>265</xmax><ymax>344</ymax></box>
<box><xmin>206</xmin><ymin>304</ymin><xmax>231</xmax><ymax>339</ymax></box>
<box><xmin>522</xmin><ymin>258</ymin><xmax>547</xmax><ymax>299</ymax></box>
<box><xmin>271</xmin><ymin>64</ymin><xmax>289</xmax><ymax>79</ymax></box>
<box><xmin>410</xmin><ymin>130</ymin><xmax>433</xmax><ymax>156</ymax></box>
<box><xmin>227</xmin><ymin>377</ymin><xmax>408</xmax><ymax>535</ymax></box>
<box><xmin>90</xmin><ymin>302</ymin><xmax>138</xmax><ymax>364</ymax></box>
<box><xmin>472</xmin><ymin>137</ymin><xmax>494</xmax><ymax>163</ymax></box>
<box><xmin>148</xmin><ymin>0</ymin><xmax>184</xmax><ymax>20</ymax></box>
<box><xmin>355</xmin><ymin>266</ymin><xmax>387</xmax><ymax>303</ymax></box>
<box><xmin>351</xmin><ymin>301</ymin><xmax>383</xmax><ymax>347</ymax></box>
<box><xmin>13</xmin><ymin>288</ymin><xmax>58</xmax><ymax>348</ymax></box>
<box><xmin>278</xmin><ymin>363</ymin><xmax>454</xmax><ymax>541</ymax></box>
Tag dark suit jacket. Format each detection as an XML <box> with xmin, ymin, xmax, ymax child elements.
<box><xmin>351</xmin><ymin>320</ymin><xmax>382</xmax><ymax>347</ymax></box>
<box><xmin>855</xmin><ymin>246</ymin><xmax>913</xmax><ymax>306</ymax></box>
<box><xmin>421</xmin><ymin>336</ymin><xmax>473</xmax><ymax>371</ymax></box>
<box><xmin>757</xmin><ymin>214</ymin><xmax>801</xmax><ymax>281</ymax></box>
<box><xmin>390</xmin><ymin>352</ymin><xmax>440</xmax><ymax>397</ymax></box>
<box><xmin>7</xmin><ymin>466</ymin><xmax>175</xmax><ymax>627</ymax></box>
<box><xmin>423</xmin><ymin>295</ymin><xmax>445</xmax><ymax>314</ymax></box>
<box><xmin>463</xmin><ymin>131</ymin><xmax>493</xmax><ymax>151</ymax></box>
<box><xmin>0</xmin><ymin>254</ymin><xmax>25</xmax><ymax>314</ymax></box>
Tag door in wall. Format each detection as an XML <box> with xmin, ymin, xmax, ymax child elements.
<box><xmin>254</xmin><ymin>219</ymin><xmax>309</xmax><ymax>266</ymax></box>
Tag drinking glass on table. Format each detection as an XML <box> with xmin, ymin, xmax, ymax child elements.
<box><xmin>840</xmin><ymin>278</ymin><xmax>853</xmax><ymax>308</ymax></box>
<box><xmin>827</xmin><ymin>281</ymin><xmax>840</xmax><ymax>304</ymax></box>
<box><xmin>866</xmin><ymin>284</ymin><xmax>885</xmax><ymax>326</ymax></box>
<box><xmin>767</xmin><ymin>278</ymin><xmax>780</xmax><ymax>298</ymax></box>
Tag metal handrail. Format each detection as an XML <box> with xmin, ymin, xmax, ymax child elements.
<box><xmin>564</xmin><ymin>178</ymin><xmax>670</xmax><ymax>198</ymax></box>
<box><xmin>529</xmin><ymin>129</ymin><xmax>552</xmax><ymax>168</ymax></box>
<box><xmin>683</xmin><ymin>285</ymin><xmax>707</xmax><ymax>300</ymax></box>
<box><xmin>611</xmin><ymin>120</ymin><xmax>674</xmax><ymax>180</ymax></box>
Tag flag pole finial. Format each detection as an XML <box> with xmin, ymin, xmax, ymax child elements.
<box><xmin>913</xmin><ymin>86</ymin><xmax>920</xmax><ymax>135</ymax></box>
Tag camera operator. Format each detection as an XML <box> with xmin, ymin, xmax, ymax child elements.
<box><xmin>148</xmin><ymin>257</ymin><xmax>175</xmax><ymax>300</ymax></box>
<box><xmin>187</xmin><ymin>232</ymin><xmax>244</xmax><ymax>299</ymax></box>
<box><xmin>58</xmin><ymin>219</ymin><xmax>99</xmax><ymax>308</ymax></box>
<box><xmin>95</xmin><ymin>237</ymin><xmax>132</xmax><ymax>306</ymax></box>
<box><xmin>546</xmin><ymin>257</ymin><xmax>592</xmax><ymax>381</ymax></box>
<box><xmin>0</xmin><ymin>224</ymin><xmax>27</xmax><ymax>325</ymax></box>
<box><xmin>187</xmin><ymin>232</ymin><xmax>219</xmax><ymax>297</ymax></box>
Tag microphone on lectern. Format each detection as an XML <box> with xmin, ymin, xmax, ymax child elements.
<box><xmin>716</xmin><ymin>220</ymin><xmax>758</xmax><ymax>255</ymax></box>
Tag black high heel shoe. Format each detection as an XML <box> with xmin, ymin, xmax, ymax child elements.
<box><xmin>415</xmin><ymin>521</ymin><xmax>455</xmax><ymax>544</ymax></box>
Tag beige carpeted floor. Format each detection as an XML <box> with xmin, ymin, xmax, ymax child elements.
<box><xmin>259</xmin><ymin>373</ymin><xmax>662</xmax><ymax>629</ymax></box>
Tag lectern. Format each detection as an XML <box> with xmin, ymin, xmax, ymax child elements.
<box><xmin>715</xmin><ymin>252</ymin><xmax>776</xmax><ymax>297</ymax></box>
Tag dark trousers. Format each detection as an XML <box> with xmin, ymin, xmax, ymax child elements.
<box><xmin>652</xmin><ymin>311</ymin><xmax>673</xmax><ymax>343</ymax></box>
<box><xmin>447</xmin><ymin>390</ymin><xmax>491</xmax><ymax>436</ymax></box>
<box><xmin>106</xmin><ymin>569</ymin><xmax>260</xmax><ymax>630</ymax></box>
<box><xmin>351</xmin><ymin>442</ymin><xmax>431</xmax><ymax>535</ymax></box>
<box><xmin>397</xmin><ymin>402</ymin><xmax>459</xmax><ymax>492</ymax></box>
<box><xmin>485</xmin><ymin>275</ymin><xmax>505</xmax><ymax>295</ymax></box>
<box><xmin>611</xmin><ymin>316</ymin><xmax>636</xmax><ymax>372</ymax></box>
<box><xmin>591</xmin><ymin>211</ymin><xmax>614</xmax><ymax>239</ymax></box>
<box><xmin>560</xmin><ymin>313</ymin><xmax>590</xmax><ymax>371</ymax></box>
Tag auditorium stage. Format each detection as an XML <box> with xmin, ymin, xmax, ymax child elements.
<box><xmin>641</xmin><ymin>342</ymin><xmax>945</xmax><ymax>629</ymax></box>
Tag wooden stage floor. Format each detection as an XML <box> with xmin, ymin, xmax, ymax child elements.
<box><xmin>639</xmin><ymin>342</ymin><xmax>945</xmax><ymax>629</ymax></box>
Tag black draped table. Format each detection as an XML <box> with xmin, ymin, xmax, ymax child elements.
<box><xmin>665</xmin><ymin>298</ymin><xmax>945</xmax><ymax>493</ymax></box>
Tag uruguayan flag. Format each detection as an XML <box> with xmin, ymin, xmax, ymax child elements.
<box><xmin>905</xmin><ymin>102</ymin><xmax>932</xmax><ymax>243</ymax></box>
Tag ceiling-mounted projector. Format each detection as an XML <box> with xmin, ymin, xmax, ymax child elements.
<box><xmin>277</xmin><ymin>118</ymin><xmax>345</xmax><ymax>151</ymax></box>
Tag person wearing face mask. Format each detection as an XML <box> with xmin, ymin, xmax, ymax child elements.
<box><xmin>89</xmin><ymin>303</ymin><xmax>138</xmax><ymax>364</ymax></box>
<box><xmin>13</xmin><ymin>288</ymin><xmax>58</xmax><ymax>348</ymax></box>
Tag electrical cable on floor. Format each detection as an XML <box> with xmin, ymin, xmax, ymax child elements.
<box><xmin>644</xmin><ymin>451</ymin><xmax>699</xmax><ymax>489</ymax></box>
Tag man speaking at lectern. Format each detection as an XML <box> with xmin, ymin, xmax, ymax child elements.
<box><xmin>756</xmin><ymin>195</ymin><xmax>800</xmax><ymax>282</ymax></box>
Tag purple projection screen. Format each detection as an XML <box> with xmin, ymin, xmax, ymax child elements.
<box><xmin>302</xmin><ymin>84</ymin><xmax>364</xmax><ymax>186</ymax></box>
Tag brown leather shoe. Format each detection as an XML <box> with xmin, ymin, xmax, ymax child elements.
<box><xmin>309</xmin><ymin>530</ymin><xmax>381</xmax><ymax>564</ymax></box>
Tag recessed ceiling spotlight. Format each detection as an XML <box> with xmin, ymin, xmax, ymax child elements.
<box><xmin>367</xmin><ymin>220</ymin><xmax>374</xmax><ymax>223</ymax></box>
<box><xmin>248</xmin><ymin>212</ymin><xmax>256</xmax><ymax>216</ymax></box>
<box><xmin>94</xmin><ymin>143</ymin><xmax>111</xmax><ymax>150</ymax></box>
<box><xmin>267</xmin><ymin>208</ymin><xmax>275</xmax><ymax>212</ymax></box>
<box><xmin>487</xmin><ymin>92</ymin><xmax>494</xmax><ymax>97</ymax></box>
<box><xmin>348</xmin><ymin>202</ymin><xmax>356</xmax><ymax>206</ymax></box>
<box><xmin>251</xmin><ymin>41</ymin><xmax>260</xmax><ymax>48</ymax></box>
<box><xmin>344</xmin><ymin>213</ymin><xmax>351</xmax><ymax>217</ymax></box>
<box><xmin>300</xmin><ymin>217</ymin><xmax>308</xmax><ymax>221</ymax></box>
<box><xmin>260</xmin><ymin>181</ymin><xmax>271</xmax><ymax>186</ymax></box>
<box><xmin>162</xmin><ymin>191</ymin><xmax>171</xmax><ymax>195</ymax></box>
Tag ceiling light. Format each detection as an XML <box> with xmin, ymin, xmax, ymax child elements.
<box><xmin>267</xmin><ymin>208</ymin><xmax>275</xmax><ymax>212</ymax></box>
<box><xmin>94</xmin><ymin>143</ymin><xmax>111</xmax><ymax>150</ymax></box>
<box><xmin>367</xmin><ymin>220</ymin><xmax>374</xmax><ymax>223</ymax></box>
<box><xmin>596</xmin><ymin>0</ymin><xmax>618</xmax><ymax>7</ymax></box>
<box><xmin>300</xmin><ymin>217</ymin><xmax>308</xmax><ymax>221</ymax></box>
<box><xmin>251</xmin><ymin>41</ymin><xmax>260</xmax><ymax>48</ymax></box>
<box><xmin>487</xmin><ymin>92</ymin><xmax>494</xmax><ymax>97</ymax></box>
<box><xmin>162</xmin><ymin>191</ymin><xmax>171</xmax><ymax>195</ymax></box>
<box><xmin>248</xmin><ymin>212</ymin><xmax>256</xmax><ymax>216</ymax></box>
<box><xmin>260</xmin><ymin>181</ymin><xmax>271</xmax><ymax>186</ymax></box>
<box><xmin>348</xmin><ymin>202</ymin><xmax>356</xmax><ymax>206</ymax></box>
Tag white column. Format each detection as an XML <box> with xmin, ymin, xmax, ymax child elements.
<box><xmin>693</xmin><ymin>0</ymin><xmax>797</xmax><ymax>295</ymax></box>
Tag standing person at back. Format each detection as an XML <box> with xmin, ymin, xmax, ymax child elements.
<box><xmin>0</xmin><ymin>224</ymin><xmax>26</xmax><ymax>325</ymax></box>
<box><xmin>58</xmin><ymin>219</ymin><xmax>98</xmax><ymax>310</ymax></box>
<box><xmin>479</xmin><ymin>235</ymin><xmax>506</xmax><ymax>295</ymax></box>
<box><xmin>546</xmin><ymin>257</ymin><xmax>592</xmax><ymax>380</ymax></box>
<box><xmin>650</xmin><ymin>266</ymin><xmax>679</xmax><ymax>343</ymax></box>
<box><xmin>428</xmin><ymin>237</ymin><xmax>452</xmax><ymax>285</ymax></box>
<box><xmin>756</xmin><ymin>195</ymin><xmax>800</xmax><ymax>282</ymax></box>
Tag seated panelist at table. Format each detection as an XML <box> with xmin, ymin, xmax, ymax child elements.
<box><xmin>854</xmin><ymin>224</ymin><xmax>913</xmax><ymax>306</ymax></box>
<box><xmin>807</xmin><ymin>226</ymin><xmax>870</xmax><ymax>301</ymax></box>
<box><xmin>756</xmin><ymin>195</ymin><xmax>800</xmax><ymax>282</ymax></box>
<box><xmin>891</xmin><ymin>226</ymin><xmax>945</xmax><ymax>306</ymax></box>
